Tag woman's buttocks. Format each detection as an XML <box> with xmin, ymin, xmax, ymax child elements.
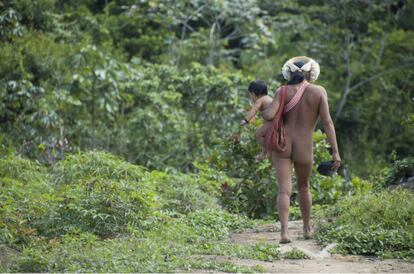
<box><xmin>290</xmin><ymin>132</ymin><xmax>314</xmax><ymax>163</ymax></box>
<box><xmin>283</xmin><ymin>125</ymin><xmax>313</xmax><ymax>147</ymax></box>
<box><xmin>285</xmin><ymin>123</ymin><xmax>313</xmax><ymax>147</ymax></box>
<box><xmin>288</xmin><ymin>127</ymin><xmax>313</xmax><ymax>145</ymax></box>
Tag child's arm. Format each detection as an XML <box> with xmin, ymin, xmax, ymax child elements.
<box><xmin>241</xmin><ymin>99</ymin><xmax>262</xmax><ymax>126</ymax></box>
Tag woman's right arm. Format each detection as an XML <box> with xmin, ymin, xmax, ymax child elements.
<box><xmin>318</xmin><ymin>87</ymin><xmax>341</xmax><ymax>170</ymax></box>
<box><xmin>261</xmin><ymin>88</ymin><xmax>281</xmax><ymax>120</ymax></box>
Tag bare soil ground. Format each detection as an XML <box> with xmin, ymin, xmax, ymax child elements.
<box><xmin>188</xmin><ymin>221</ymin><xmax>414</xmax><ymax>273</ymax></box>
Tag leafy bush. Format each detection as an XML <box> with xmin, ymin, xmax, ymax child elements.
<box><xmin>316</xmin><ymin>189</ymin><xmax>414</xmax><ymax>260</ymax></box>
<box><xmin>208</xmin><ymin>122</ymin><xmax>277</xmax><ymax>218</ymax></box>
<box><xmin>1</xmin><ymin>152</ymin><xmax>266</xmax><ymax>272</ymax></box>
<box><xmin>2</xmin><ymin>0</ymin><xmax>56</xmax><ymax>31</ymax></box>
<box><xmin>0</xmin><ymin>155</ymin><xmax>56</xmax><ymax>245</ymax></box>
<box><xmin>382</xmin><ymin>157</ymin><xmax>414</xmax><ymax>187</ymax></box>
<box><xmin>150</xmin><ymin>169</ymin><xmax>221</xmax><ymax>214</ymax></box>
<box><xmin>1</xmin><ymin>150</ymin><xmax>237</xmax><ymax>244</ymax></box>
<box><xmin>50</xmin><ymin>151</ymin><xmax>159</xmax><ymax>237</ymax></box>
<box><xmin>123</xmin><ymin>62</ymin><xmax>247</xmax><ymax>170</ymax></box>
<box><xmin>309</xmin><ymin>131</ymin><xmax>372</xmax><ymax>203</ymax></box>
<box><xmin>52</xmin><ymin>150</ymin><xmax>148</xmax><ymax>185</ymax></box>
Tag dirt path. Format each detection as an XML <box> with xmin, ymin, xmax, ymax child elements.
<box><xmin>195</xmin><ymin>221</ymin><xmax>414</xmax><ymax>273</ymax></box>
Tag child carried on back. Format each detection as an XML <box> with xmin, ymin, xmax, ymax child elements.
<box><xmin>240</xmin><ymin>80</ymin><xmax>274</xmax><ymax>160</ymax></box>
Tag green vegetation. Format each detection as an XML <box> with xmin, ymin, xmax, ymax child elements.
<box><xmin>381</xmin><ymin>157</ymin><xmax>414</xmax><ymax>188</ymax></box>
<box><xmin>11</xmin><ymin>224</ymin><xmax>267</xmax><ymax>272</ymax></box>
<box><xmin>196</xmin><ymin>241</ymin><xmax>280</xmax><ymax>262</ymax></box>
<box><xmin>283</xmin><ymin>248</ymin><xmax>310</xmax><ymax>260</ymax></box>
<box><xmin>316</xmin><ymin>189</ymin><xmax>414</xmax><ymax>260</ymax></box>
<box><xmin>0</xmin><ymin>151</ymin><xmax>278</xmax><ymax>272</ymax></box>
<box><xmin>1</xmin><ymin>0</ymin><xmax>413</xmax><ymax>271</ymax></box>
<box><xmin>1</xmin><ymin>0</ymin><xmax>413</xmax><ymax>173</ymax></box>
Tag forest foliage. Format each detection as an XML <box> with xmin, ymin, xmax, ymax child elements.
<box><xmin>0</xmin><ymin>0</ymin><xmax>413</xmax><ymax>174</ymax></box>
<box><xmin>1</xmin><ymin>0</ymin><xmax>414</xmax><ymax>271</ymax></box>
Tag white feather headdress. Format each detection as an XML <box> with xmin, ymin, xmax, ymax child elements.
<box><xmin>281</xmin><ymin>56</ymin><xmax>320</xmax><ymax>82</ymax></box>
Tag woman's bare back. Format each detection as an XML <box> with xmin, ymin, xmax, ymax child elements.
<box><xmin>274</xmin><ymin>83</ymin><xmax>324</xmax><ymax>164</ymax></box>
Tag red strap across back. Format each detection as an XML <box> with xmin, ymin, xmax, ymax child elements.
<box><xmin>264</xmin><ymin>81</ymin><xmax>310</xmax><ymax>152</ymax></box>
<box><xmin>284</xmin><ymin>81</ymin><xmax>310</xmax><ymax>113</ymax></box>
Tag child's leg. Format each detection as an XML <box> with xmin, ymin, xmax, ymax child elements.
<box><xmin>255</xmin><ymin>121</ymin><xmax>273</xmax><ymax>148</ymax></box>
<box><xmin>255</xmin><ymin>121</ymin><xmax>273</xmax><ymax>159</ymax></box>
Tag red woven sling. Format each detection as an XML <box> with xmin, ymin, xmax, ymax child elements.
<box><xmin>264</xmin><ymin>86</ymin><xmax>288</xmax><ymax>152</ymax></box>
<box><xmin>265</xmin><ymin>82</ymin><xmax>310</xmax><ymax>152</ymax></box>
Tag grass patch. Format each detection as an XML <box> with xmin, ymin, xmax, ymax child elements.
<box><xmin>283</xmin><ymin>248</ymin><xmax>310</xmax><ymax>259</ymax></box>
<box><xmin>182</xmin><ymin>257</ymin><xmax>266</xmax><ymax>273</ymax></box>
<box><xmin>185</xmin><ymin>208</ymin><xmax>256</xmax><ymax>241</ymax></box>
<box><xmin>195</xmin><ymin>241</ymin><xmax>280</xmax><ymax>261</ymax></box>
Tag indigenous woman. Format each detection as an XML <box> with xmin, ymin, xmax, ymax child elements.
<box><xmin>262</xmin><ymin>56</ymin><xmax>341</xmax><ymax>243</ymax></box>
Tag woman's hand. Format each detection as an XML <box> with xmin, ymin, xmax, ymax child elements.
<box><xmin>332</xmin><ymin>152</ymin><xmax>341</xmax><ymax>171</ymax></box>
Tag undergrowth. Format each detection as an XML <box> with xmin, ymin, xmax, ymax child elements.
<box><xmin>283</xmin><ymin>248</ymin><xmax>310</xmax><ymax>259</ymax></box>
<box><xmin>0</xmin><ymin>151</ymin><xmax>269</xmax><ymax>272</ymax></box>
<box><xmin>316</xmin><ymin>189</ymin><xmax>414</xmax><ymax>260</ymax></box>
<box><xmin>376</xmin><ymin>157</ymin><xmax>414</xmax><ymax>189</ymax></box>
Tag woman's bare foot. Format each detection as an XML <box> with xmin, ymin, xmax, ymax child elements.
<box><xmin>279</xmin><ymin>227</ymin><xmax>291</xmax><ymax>244</ymax></box>
<box><xmin>279</xmin><ymin>237</ymin><xmax>292</xmax><ymax>244</ymax></box>
<box><xmin>255</xmin><ymin>152</ymin><xmax>268</xmax><ymax>161</ymax></box>
<box><xmin>303</xmin><ymin>225</ymin><xmax>314</xmax><ymax>239</ymax></box>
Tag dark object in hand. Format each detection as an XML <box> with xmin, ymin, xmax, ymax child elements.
<box><xmin>317</xmin><ymin>161</ymin><xmax>336</xmax><ymax>176</ymax></box>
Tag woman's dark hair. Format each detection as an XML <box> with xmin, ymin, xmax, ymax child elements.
<box><xmin>248</xmin><ymin>80</ymin><xmax>268</xmax><ymax>96</ymax></box>
<box><xmin>287</xmin><ymin>61</ymin><xmax>306</xmax><ymax>85</ymax></box>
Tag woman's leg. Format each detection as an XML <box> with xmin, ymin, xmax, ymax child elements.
<box><xmin>294</xmin><ymin>161</ymin><xmax>313</xmax><ymax>238</ymax></box>
<box><xmin>273</xmin><ymin>155</ymin><xmax>292</xmax><ymax>243</ymax></box>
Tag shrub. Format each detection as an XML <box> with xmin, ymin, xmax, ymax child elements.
<box><xmin>150</xmin><ymin>169</ymin><xmax>221</xmax><ymax>214</ymax></box>
<box><xmin>0</xmin><ymin>155</ymin><xmax>56</xmax><ymax>245</ymax></box>
<box><xmin>382</xmin><ymin>157</ymin><xmax>414</xmax><ymax>187</ymax></box>
<box><xmin>208</xmin><ymin>122</ymin><xmax>278</xmax><ymax>218</ymax></box>
<box><xmin>52</xmin><ymin>150</ymin><xmax>148</xmax><ymax>185</ymax></box>
<box><xmin>1</xmin><ymin>150</ymin><xmax>232</xmax><ymax>243</ymax></box>
<box><xmin>316</xmin><ymin>189</ymin><xmax>414</xmax><ymax>260</ymax></box>
<box><xmin>50</xmin><ymin>151</ymin><xmax>159</xmax><ymax>237</ymax></box>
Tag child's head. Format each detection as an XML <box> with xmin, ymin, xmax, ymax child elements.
<box><xmin>248</xmin><ymin>80</ymin><xmax>268</xmax><ymax>98</ymax></box>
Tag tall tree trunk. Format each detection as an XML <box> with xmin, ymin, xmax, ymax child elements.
<box><xmin>335</xmin><ymin>35</ymin><xmax>353</xmax><ymax>121</ymax></box>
